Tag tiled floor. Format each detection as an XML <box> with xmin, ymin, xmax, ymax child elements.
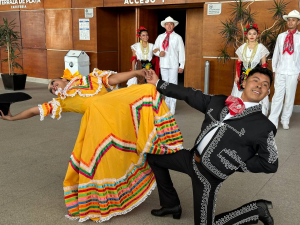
<box><xmin>0</xmin><ymin>80</ymin><xmax>299</xmax><ymax>224</ymax></box>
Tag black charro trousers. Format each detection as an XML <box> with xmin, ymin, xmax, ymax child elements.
<box><xmin>147</xmin><ymin>150</ymin><xmax>260</xmax><ymax>225</ymax></box>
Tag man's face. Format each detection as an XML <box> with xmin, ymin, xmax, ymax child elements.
<box><xmin>48</xmin><ymin>78</ymin><xmax>68</xmax><ymax>95</ymax></box>
<box><xmin>287</xmin><ymin>17</ymin><xmax>300</xmax><ymax>30</ymax></box>
<box><xmin>165</xmin><ymin>22</ymin><xmax>174</xmax><ymax>32</ymax></box>
<box><xmin>241</xmin><ymin>73</ymin><xmax>270</xmax><ymax>103</ymax></box>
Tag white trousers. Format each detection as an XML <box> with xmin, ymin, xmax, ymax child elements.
<box><xmin>161</xmin><ymin>68</ymin><xmax>178</xmax><ymax>114</ymax></box>
<box><xmin>269</xmin><ymin>73</ymin><xmax>299</xmax><ymax>127</ymax></box>
<box><xmin>231</xmin><ymin>82</ymin><xmax>269</xmax><ymax>116</ymax></box>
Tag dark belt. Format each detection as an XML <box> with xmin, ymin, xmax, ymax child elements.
<box><xmin>194</xmin><ymin>151</ymin><xmax>201</xmax><ymax>163</ymax></box>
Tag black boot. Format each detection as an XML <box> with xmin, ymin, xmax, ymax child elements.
<box><xmin>256</xmin><ymin>200</ymin><xmax>274</xmax><ymax>225</ymax></box>
<box><xmin>151</xmin><ymin>205</ymin><xmax>182</xmax><ymax>219</ymax></box>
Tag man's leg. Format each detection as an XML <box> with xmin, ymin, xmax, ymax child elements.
<box><xmin>281</xmin><ymin>74</ymin><xmax>298</xmax><ymax>126</ymax></box>
<box><xmin>168</xmin><ymin>68</ymin><xmax>179</xmax><ymax>114</ymax></box>
<box><xmin>191</xmin><ymin>157</ymin><xmax>223</xmax><ymax>225</ymax></box>
<box><xmin>160</xmin><ymin>68</ymin><xmax>171</xmax><ymax>109</ymax></box>
<box><xmin>268</xmin><ymin>73</ymin><xmax>286</xmax><ymax>127</ymax></box>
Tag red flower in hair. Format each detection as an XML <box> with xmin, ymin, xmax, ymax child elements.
<box><xmin>140</xmin><ymin>26</ymin><xmax>147</xmax><ymax>30</ymax></box>
<box><xmin>244</xmin><ymin>24</ymin><xmax>259</xmax><ymax>35</ymax></box>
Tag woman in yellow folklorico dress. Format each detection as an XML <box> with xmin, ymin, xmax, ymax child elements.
<box><xmin>0</xmin><ymin>68</ymin><xmax>183</xmax><ymax>223</ymax></box>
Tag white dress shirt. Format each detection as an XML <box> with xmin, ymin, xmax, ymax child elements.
<box><xmin>153</xmin><ymin>31</ymin><xmax>185</xmax><ymax>69</ymax></box>
<box><xmin>197</xmin><ymin>102</ymin><xmax>259</xmax><ymax>155</ymax></box>
<box><xmin>272</xmin><ymin>30</ymin><xmax>300</xmax><ymax>75</ymax></box>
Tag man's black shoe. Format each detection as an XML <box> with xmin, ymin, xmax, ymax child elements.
<box><xmin>256</xmin><ymin>200</ymin><xmax>274</xmax><ymax>225</ymax></box>
<box><xmin>151</xmin><ymin>205</ymin><xmax>182</xmax><ymax>219</ymax></box>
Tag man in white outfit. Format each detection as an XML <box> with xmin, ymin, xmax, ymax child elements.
<box><xmin>153</xmin><ymin>16</ymin><xmax>185</xmax><ymax>115</ymax></box>
<box><xmin>269</xmin><ymin>10</ymin><xmax>300</xmax><ymax>129</ymax></box>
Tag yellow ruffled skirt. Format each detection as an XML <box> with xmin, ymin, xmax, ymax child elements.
<box><xmin>63</xmin><ymin>84</ymin><xmax>183</xmax><ymax>222</ymax></box>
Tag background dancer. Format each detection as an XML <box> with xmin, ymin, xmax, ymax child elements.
<box><xmin>269</xmin><ymin>10</ymin><xmax>300</xmax><ymax>129</ymax></box>
<box><xmin>231</xmin><ymin>23</ymin><xmax>270</xmax><ymax>116</ymax></box>
<box><xmin>153</xmin><ymin>16</ymin><xmax>185</xmax><ymax>115</ymax></box>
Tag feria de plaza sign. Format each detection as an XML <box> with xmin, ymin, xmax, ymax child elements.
<box><xmin>124</xmin><ymin>0</ymin><xmax>165</xmax><ymax>4</ymax></box>
<box><xmin>0</xmin><ymin>0</ymin><xmax>41</xmax><ymax>9</ymax></box>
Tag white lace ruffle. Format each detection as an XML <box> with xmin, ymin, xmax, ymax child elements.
<box><xmin>38</xmin><ymin>104</ymin><xmax>44</xmax><ymax>121</ymax></box>
<box><xmin>235</xmin><ymin>43</ymin><xmax>269</xmax><ymax>70</ymax></box>
<box><xmin>49</xmin><ymin>98</ymin><xmax>62</xmax><ymax>120</ymax></box>
<box><xmin>65</xmin><ymin>182</ymin><xmax>157</xmax><ymax>223</ymax></box>
<box><xmin>94</xmin><ymin>69</ymin><xmax>118</xmax><ymax>91</ymax></box>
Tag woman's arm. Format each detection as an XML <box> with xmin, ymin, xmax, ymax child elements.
<box><xmin>131</xmin><ymin>50</ymin><xmax>136</xmax><ymax>71</ymax></box>
<box><xmin>108</xmin><ymin>69</ymin><xmax>146</xmax><ymax>86</ymax></box>
<box><xmin>235</xmin><ymin>57</ymin><xmax>242</xmax><ymax>84</ymax></box>
<box><xmin>0</xmin><ymin>106</ymin><xmax>40</xmax><ymax>121</ymax></box>
<box><xmin>261</xmin><ymin>55</ymin><xmax>267</xmax><ymax>66</ymax></box>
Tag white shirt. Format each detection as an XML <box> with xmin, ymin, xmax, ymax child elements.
<box><xmin>272</xmin><ymin>30</ymin><xmax>300</xmax><ymax>75</ymax></box>
<box><xmin>153</xmin><ymin>31</ymin><xmax>185</xmax><ymax>69</ymax></box>
<box><xmin>235</xmin><ymin>43</ymin><xmax>269</xmax><ymax>70</ymax></box>
<box><xmin>131</xmin><ymin>42</ymin><xmax>154</xmax><ymax>61</ymax></box>
<box><xmin>197</xmin><ymin>102</ymin><xmax>259</xmax><ymax>155</ymax></box>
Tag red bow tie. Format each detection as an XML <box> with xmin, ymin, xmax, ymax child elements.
<box><xmin>225</xmin><ymin>95</ymin><xmax>245</xmax><ymax>115</ymax></box>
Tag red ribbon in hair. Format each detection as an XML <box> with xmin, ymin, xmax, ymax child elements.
<box><xmin>225</xmin><ymin>95</ymin><xmax>245</xmax><ymax>115</ymax></box>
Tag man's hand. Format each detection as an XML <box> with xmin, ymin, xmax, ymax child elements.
<box><xmin>145</xmin><ymin>69</ymin><xmax>159</xmax><ymax>86</ymax></box>
<box><xmin>159</xmin><ymin>51</ymin><xmax>166</xmax><ymax>57</ymax></box>
<box><xmin>0</xmin><ymin>110</ymin><xmax>13</xmax><ymax>121</ymax></box>
<box><xmin>178</xmin><ymin>68</ymin><xmax>184</xmax><ymax>74</ymax></box>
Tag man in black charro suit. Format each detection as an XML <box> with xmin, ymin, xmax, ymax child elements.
<box><xmin>146</xmin><ymin>67</ymin><xmax>277</xmax><ymax>225</ymax></box>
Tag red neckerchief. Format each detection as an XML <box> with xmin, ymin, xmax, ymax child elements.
<box><xmin>283</xmin><ymin>29</ymin><xmax>297</xmax><ymax>55</ymax></box>
<box><xmin>225</xmin><ymin>95</ymin><xmax>246</xmax><ymax>116</ymax></box>
<box><xmin>162</xmin><ymin>31</ymin><xmax>173</xmax><ymax>51</ymax></box>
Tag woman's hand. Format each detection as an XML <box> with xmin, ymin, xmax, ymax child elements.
<box><xmin>234</xmin><ymin>75</ymin><xmax>239</xmax><ymax>84</ymax></box>
<box><xmin>0</xmin><ymin>110</ymin><xmax>13</xmax><ymax>121</ymax></box>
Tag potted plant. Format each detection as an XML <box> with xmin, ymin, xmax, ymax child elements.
<box><xmin>0</xmin><ymin>18</ymin><xmax>27</xmax><ymax>90</ymax></box>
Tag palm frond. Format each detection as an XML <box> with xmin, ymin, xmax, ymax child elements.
<box><xmin>269</xmin><ymin>0</ymin><xmax>289</xmax><ymax>20</ymax></box>
<box><xmin>219</xmin><ymin>19</ymin><xmax>238</xmax><ymax>46</ymax></box>
<box><xmin>217</xmin><ymin>46</ymin><xmax>231</xmax><ymax>64</ymax></box>
<box><xmin>230</xmin><ymin>0</ymin><xmax>248</xmax><ymax>23</ymax></box>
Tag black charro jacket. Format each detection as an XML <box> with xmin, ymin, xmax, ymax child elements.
<box><xmin>157</xmin><ymin>80</ymin><xmax>278</xmax><ymax>180</ymax></box>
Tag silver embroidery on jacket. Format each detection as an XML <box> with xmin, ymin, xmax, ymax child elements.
<box><xmin>232</xmin><ymin>215</ymin><xmax>259</xmax><ymax>225</ymax></box>
<box><xmin>267</xmin><ymin>131</ymin><xmax>278</xmax><ymax>164</ymax></box>
<box><xmin>230</xmin><ymin>104</ymin><xmax>262</xmax><ymax>119</ymax></box>
<box><xmin>193</xmin><ymin>156</ymin><xmax>211</xmax><ymax>225</ymax></box>
<box><xmin>214</xmin><ymin>203</ymin><xmax>258</xmax><ymax>225</ymax></box>
<box><xmin>202</xmin><ymin>126</ymin><xmax>229</xmax><ymax>180</ymax></box>
<box><xmin>217</xmin><ymin>149</ymin><xmax>249</xmax><ymax>172</ymax></box>
<box><xmin>160</xmin><ymin>81</ymin><xmax>169</xmax><ymax>89</ymax></box>
<box><xmin>212</xmin><ymin>183</ymin><xmax>223</xmax><ymax>223</ymax></box>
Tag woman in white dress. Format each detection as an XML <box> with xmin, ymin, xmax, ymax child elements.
<box><xmin>231</xmin><ymin>24</ymin><xmax>270</xmax><ymax>115</ymax></box>
<box><xmin>127</xmin><ymin>27</ymin><xmax>156</xmax><ymax>86</ymax></box>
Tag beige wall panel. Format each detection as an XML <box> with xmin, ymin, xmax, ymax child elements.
<box><xmin>119</xmin><ymin>10</ymin><xmax>136</xmax><ymax>73</ymax></box>
<box><xmin>0</xmin><ymin>47</ymin><xmax>23</xmax><ymax>74</ymax></box>
<box><xmin>97</xmin><ymin>52</ymin><xmax>118</xmax><ymax>71</ymax></box>
<box><xmin>23</xmin><ymin>48</ymin><xmax>47</xmax><ymax>78</ymax></box>
<box><xmin>72</xmin><ymin>8</ymin><xmax>97</xmax><ymax>52</ymax></box>
<box><xmin>203</xmin><ymin>3</ymin><xmax>235</xmax><ymax>57</ymax></box>
<box><xmin>139</xmin><ymin>8</ymin><xmax>158</xmax><ymax>44</ymax></box>
<box><xmin>185</xmin><ymin>8</ymin><xmax>203</xmax><ymax>89</ymax></box>
<box><xmin>72</xmin><ymin>0</ymin><xmax>103</xmax><ymax>8</ymax></box>
<box><xmin>47</xmin><ymin>50</ymin><xmax>67</xmax><ymax>79</ymax></box>
<box><xmin>97</xmin><ymin>8</ymin><xmax>118</xmax><ymax>52</ymax></box>
<box><xmin>45</xmin><ymin>9</ymin><xmax>73</xmax><ymax>50</ymax></box>
<box><xmin>0</xmin><ymin>11</ymin><xmax>21</xmax><ymax>32</ymax></box>
<box><xmin>44</xmin><ymin>0</ymin><xmax>71</xmax><ymax>9</ymax></box>
<box><xmin>204</xmin><ymin>58</ymin><xmax>234</xmax><ymax>96</ymax></box>
<box><xmin>86</xmin><ymin>52</ymin><xmax>98</xmax><ymax>71</ymax></box>
<box><xmin>20</xmin><ymin>10</ymin><xmax>46</xmax><ymax>49</ymax></box>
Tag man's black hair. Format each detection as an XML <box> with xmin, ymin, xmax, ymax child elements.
<box><xmin>247</xmin><ymin>67</ymin><xmax>273</xmax><ymax>86</ymax></box>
